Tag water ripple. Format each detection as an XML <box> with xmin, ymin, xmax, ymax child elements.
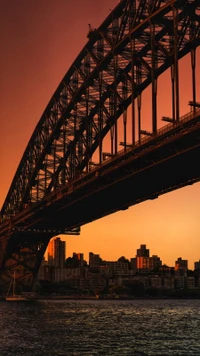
<box><xmin>0</xmin><ymin>299</ymin><xmax>200</xmax><ymax>355</ymax></box>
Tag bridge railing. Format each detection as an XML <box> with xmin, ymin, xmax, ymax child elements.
<box><xmin>94</xmin><ymin>107</ymin><xmax>200</xmax><ymax>169</ymax></box>
<box><xmin>63</xmin><ymin>106</ymin><xmax>200</xmax><ymax>194</ymax></box>
<box><xmin>51</xmin><ymin>106</ymin><xmax>200</xmax><ymax>194</ymax></box>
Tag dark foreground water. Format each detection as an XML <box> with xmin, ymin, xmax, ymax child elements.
<box><xmin>1</xmin><ymin>299</ymin><xmax>200</xmax><ymax>355</ymax></box>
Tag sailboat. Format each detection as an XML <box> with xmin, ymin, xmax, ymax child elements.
<box><xmin>6</xmin><ymin>272</ymin><xmax>28</xmax><ymax>301</ymax></box>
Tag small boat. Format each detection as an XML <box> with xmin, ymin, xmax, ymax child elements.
<box><xmin>6</xmin><ymin>295</ymin><xmax>28</xmax><ymax>302</ymax></box>
<box><xmin>6</xmin><ymin>271</ymin><xmax>28</xmax><ymax>302</ymax></box>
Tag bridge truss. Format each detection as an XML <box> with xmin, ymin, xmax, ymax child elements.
<box><xmin>0</xmin><ymin>0</ymin><xmax>200</xmax><ymax>292</ymax></box>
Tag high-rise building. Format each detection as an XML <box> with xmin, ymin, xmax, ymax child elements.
<box><xmin>136</xmin><ymin>256</ymin><xmax>150</xmax><ymax>272</ymax></box>
<box><xmin>89</xmin><ymin>252</ymin><xmax>100</xmax><ymax>268</ymax></box>
<box><xmin>174</xmin><ymin>257</ymin><xmax>188</xmax><ymax>277</ymax></box>
<box><xmin>73</xmin><ymin>253</ymin><xmax>84</xmax><ymax>267</ymax></box>
<box><xmin>136</xmin><ymin>244</ymin><xmax>149</xmax><ymax>257</ymax></box>
<box><xmin>135</xmin><ymin>245</ymin><xmax>161</xmax><ymax>273</ymax></box>
<box><xmin>48</xmin><ymin>237</ymin><xmax>66</xmax><ymax>268</ymax></box>
<box><xmin>175</xmin><ymin>257</ymin><xmax>188</xmax><ymax>276</ymax></box>
<box><xmin>150</xmin><ymin>255</ymin><xmax>162</xmax><ymax>270</ymax></box>
<box><xmin>175</xmin><ymin>257</ymin><xmax>188</xmax><ymax>270</ymax></box>
<box><xmin>194</xmin><ymin>260</ymin><xmax>200</xmax><ymax>270</ymax></box>
<box><xmin>130</xmin><ymin>258</ymin><xmax>137</xmax><ymax>270</ymax></box>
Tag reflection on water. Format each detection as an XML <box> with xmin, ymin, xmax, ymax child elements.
<box><xmin>1</xmin><ymin>299</ymin><xmax>200</xmax><ymax>355</ymax></box>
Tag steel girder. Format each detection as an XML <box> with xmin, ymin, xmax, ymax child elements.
<box><xmin>0</xmin><ymin>231</ymin><xmax>51</xmax><ymax>291</ymax></box>
<box><xmin>1</xmin><ymin>0</ymin><xmax>200</xmax><ymax>221</ymax></box>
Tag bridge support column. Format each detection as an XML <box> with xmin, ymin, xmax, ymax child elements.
<box><xmin>150</xmin><ymin>21</ymin><xmax>157</xmax><ymax>134</ymax></box>
<box><xmin>122</xmin><ymin>77</ymin><xmax>128</xmax><ymax>151</ymax></box>
<box><xmin>191</xmin><ymin>48</ymin><xmax>196</xmax><ymax>113</ymax></box>
<box><xmin>172</xmin><ymin>5</ymin><xmax>180</xmax><ymax>123</ymax></box>
<box><xmin>131</xmin><ymin>38</ymin><xmax>136</xmax><ymax>145</ymax></box>
<box><xmin>114</xmin><ymin>55</ymin><xmax>118</xmax><ymax>155</ymax></box>
<box><xmin>136</xmin><ymin>62</ymin><xmax>142</xmax><ymax>142</ymax></box>
<box><xmin>0</xmin><ymin>231</ymin><xmax>51</xmax><ymax>295</ymax></box>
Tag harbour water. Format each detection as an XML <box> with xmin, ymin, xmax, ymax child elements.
<box><xmin>1</xmin><ymin>299</ymin><xmax>200</xmax><ymax>355</ymax></box>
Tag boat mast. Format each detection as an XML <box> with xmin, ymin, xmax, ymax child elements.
<box><xmin>13</xmin><ymin>271</ymin><xmax>15</xmax><ymax>297</ymax></box>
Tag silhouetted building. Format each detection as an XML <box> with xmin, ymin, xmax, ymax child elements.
<box><xmin>73</xmin><ymin>253</ymin><xmax>85</xmax><ymax>267</ymax></box>
<box><xmin>137</xmin><ymin>244</ymin><xmax>149</xmax><ymax>257</ymax></box>
<box><xmin>48</xmin><ymin>237</ymin><xmax>66</xmax><ymax>268</ymax></box>
<box><xmin>150</xmin><ymin>255</ymin><xmax>162</xmax><ymax>271</ymax></box>
<box><xmin>89</xmin><ymin>252</ymin><xmax>100</xmax><ymax>268</ymax></box>
<box><xmin>159</xmin><ymin>265</ymin><xmax>173</xmax><ymax>276</ymax></box>
<box><xmin>134</xmin><ymin>245</ymin><xmax>161</xmax><ymax>273</ymax></box>
<box><xmin>137</xmin><ymin>256</ymin><xmax>150</xmax><ymax>272</ymax></box>
<box><xmin>194</xmin><ymin>260</ymin><xmax>200</xmax><ymax>270</ymax></box>
<box><xmin>106</xmin><ymin>261</ymin><xmax>129</xmax><ymax>276</ymax></box>
<box><xmin>130</xmin><ymin>258</ymin><xmax>137</xmax><ymax>270</ymax></box>
<box><xmin>175</xmin><ymin>257</ymin><xmax>188</xmax><ymax>276</ymax></box>
<box><xmin>185</xmin><ymin>277</ymin><xmax>195</xmax><ymax>289</ymax></box>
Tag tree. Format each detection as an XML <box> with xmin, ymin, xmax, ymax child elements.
<box><xmin>109</xmin><ymin>284</ymin><xmax>130</xmax><ymax>295</ymax></box>
<box><xmin>124</xmin><ymin>280</ymin><xmax>145</xmax><ymax>297</ymax></box>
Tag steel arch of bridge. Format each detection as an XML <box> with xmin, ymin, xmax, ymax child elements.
<box><xmin>1</xmin><ymin>0</ymin><xmax>200</xmax><ymax>221</ymax></box>
<box><xmin>0</xmin><ymin>0</ymin><xmax>200</xmax><ymax>292</ymax></box>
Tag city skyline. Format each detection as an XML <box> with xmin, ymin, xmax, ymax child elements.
<box><xmin>60</xmin><ymin>242</ymin><xmax>198</xmax><ymax>271</ymax></box>
<box><xmin>1</xmin><ymin>0</ymin><xmax>200</xmax><ymax>270</ymax></box>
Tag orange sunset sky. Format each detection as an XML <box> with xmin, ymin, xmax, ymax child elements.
<box><xmin>0</xmin><ymin>0</ymin><xmax>200</xmax><ymax>269</ymax></box>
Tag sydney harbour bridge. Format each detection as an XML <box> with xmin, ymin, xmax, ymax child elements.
<box><xmin>0</xmin><ymin>0</ymin><xmax>200</xmax><ymax>293</ymax></box>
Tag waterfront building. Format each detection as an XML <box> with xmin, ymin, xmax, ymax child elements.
<box><xmin>185</xmin><ymin>277</ymin><xmax>195</xmax><ymax>289</ymax></box>
<box><xmin>159</xmin><ymin>265</ymin><xmax>173</xmax><ymax>276</ymax></box>
<box><xmin>194</xmin><ymin>260</ymin><xmax>200</xmax><ymax>270</ymax></box>
<box><xmin>106</xmin><ymin>261</ymin><xmax>129</xmax><ymax>276</ymax></box>
<box><xmin>150</xmin><ymin>277</ymin><xmax>162</xmax><ymax>289</ymax></box>
<box><xmin>88</xmin><ymin>274</ymin><xmax>107</xmax><ymax>293</ymax></box>
<box><xmin>174</xmin><ymin>276</ymin><xmax>185</xmax><ymax>289</ymax></box>
<box><xmin>149</xmin><ymin>255</ymin><xmax>162</xmax><ymax>270</ymax></box>
<box><xmin>175</xmin><ymin>257</ymin><xmax>188</xmax><ymax>276</ymax></box>
<box><xmin>137</xmin><ymin>244</ymin><xmax>149</xmax><ymax>257</ymax></box>
<box><xmin>134</xmin><ymin>244</ymin><xmax>162</xmax><ymax>273</ymax></box>
<box><xmin>73</xmin><ymin>253</ymin><xmax>85</xmax><ymax>267</ymax></box>
<box><xmin>130</xmin><ymin>257</ymin><xmax>137</xmax><ymax>271</ymax></box>
<box><xmin>136</xmin><ymin>256</ymin><xmax>150</xmax><ymax>272</ymax></box>
<box><xmin>89</xmin><ymin>252</ymin><xmax>101</xmax><ymax>268</ymax></box>
<box><xmin>65</xmin><ymin>267</ymin><xmax>88</xmax><ymax>278</ymax></box>
<box><xmin>163</xmin><ymin>277</ymin><xmax>175</xmax><ymax>289</ymax></box>
<box><xmin>48</xmin><ymin>237</ymin><xmax>66</xmax><ymax>268</ymax></box>
<box><xmin>136</xmin><ymin>244</ymin><xmax>150</xmax><ymax>272</ymax></box>
<box><xmin>42</xmin><ymin>265</ymin><xmax>55</xmax><ymax>282</ymax></box>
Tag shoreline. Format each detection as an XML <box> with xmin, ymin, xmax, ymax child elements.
<box><xmin>1</xmin><ymin>295</ymin><xmax>200</xmax><ymax>301</ymax></box>
<box><xmin>30</xmin><ymin>295</ymin><xmax>200</xmax><ymax>301</ymax></box>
